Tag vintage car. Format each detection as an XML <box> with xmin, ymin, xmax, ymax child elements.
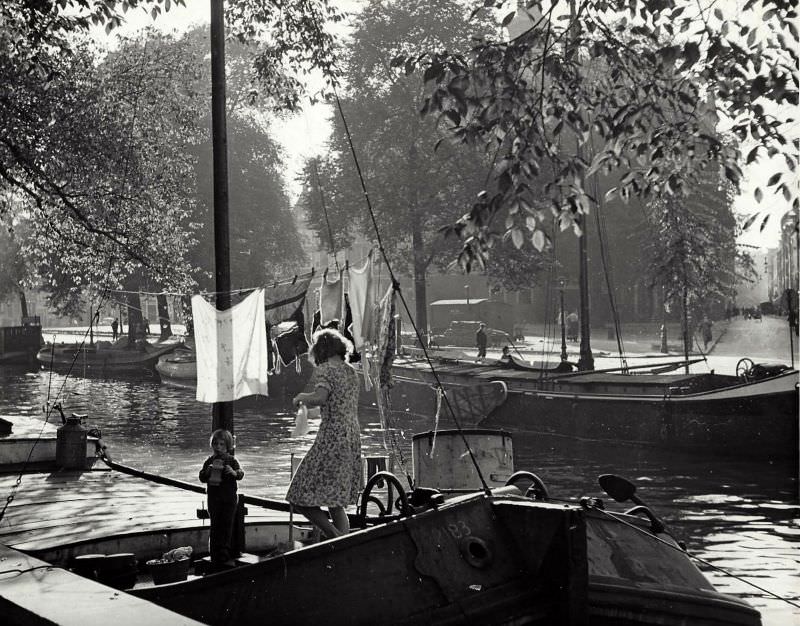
<box><xmin>430</xmin><ymin>320</ymin><xmax>509</xmax><ymax>348</ymax></box>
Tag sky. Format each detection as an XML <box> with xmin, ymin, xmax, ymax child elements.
<box><xmin>95</xmin><ymin>0</ymin><xmax>794</xmax><ymax>251</ymax></box>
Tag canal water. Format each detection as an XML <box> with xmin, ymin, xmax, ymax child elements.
<box><xmin>0</xmin><ymin>365</ymin><xmax>797</xmax><ymax>626</ymax></box>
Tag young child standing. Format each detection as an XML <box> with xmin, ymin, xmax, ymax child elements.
<box><xmin>199</xmin><ymin>429</ymin><xmax>244</xmax><ymax>569</ymax></box>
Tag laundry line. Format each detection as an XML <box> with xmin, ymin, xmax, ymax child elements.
<box><xmin>97</xmin><ymin>249</ymin><xmax>380</xmax><ymax>299</ymax></box>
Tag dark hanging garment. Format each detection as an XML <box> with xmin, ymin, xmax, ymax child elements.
<box><xmin>266</xmin><ymin>321</ymin><xmax>274</xmax><ymax>372</ymax></box>
<box><xmin>274</xmin><ymin>309</ymin><xmax>310</xmax><ymax>367</ymax></box>
<box><xmin>264</xmin><ymin>272</ymin><xmax>314</xmax><ymax>326</ymax></box>
<box><xmin>312</xmin><ymin>309</ymin><xmax>322</xmax><ymax>335</ymax></box>
<box><xmin>343</xmin><ymin>294</ymin><xmax>361</xmax><ymax>363</ymax></box>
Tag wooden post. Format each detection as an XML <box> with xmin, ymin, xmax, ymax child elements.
<box><xmin>210</xmin><ymin>0</ymin><xmax>233</xmax><ymax>434</ymax></box>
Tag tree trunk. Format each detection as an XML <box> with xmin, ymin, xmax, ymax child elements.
<box><xmin>126</xmin><ymin>291</ymin><xmax>145</xmax><ymax>345</ymax></box>
<box><xmin>181</xmin><ymin>295</ymin><xmax>194</xmax><ymax>336</ymax></box>
<box><xmin>681</xmin><ymin>284</ymin><xmax>690</xmax><ymax>374</ymax></box>
<box><xmin>157</xmin><ymin>294</ymin><xmax>172</xmax><ymax>340</ymax></box>
<box><xmin>577</xmin><ymin>217</ymin><xmax>594</xmax><ymax>371</ymax></box>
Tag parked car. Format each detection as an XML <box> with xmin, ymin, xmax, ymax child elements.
<box><xmin>430</xmin><ymin>320</ymin><xmax>509</xmax><ymax>348</ymax></box>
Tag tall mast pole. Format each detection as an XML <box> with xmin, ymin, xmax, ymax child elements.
<box><xmin>577</xmin><ymin>216</ymin><xmax>594</xmax><ymax>370</ymax></box>
<box><xmin>210</xmin><ymin>0</ymin><xmax>233</xmax><ymax>433</ymax></box>
<box><xmin>568</xmin><ymin>0</ymin><xmax>594</xmax><ymax>371</ymax></box>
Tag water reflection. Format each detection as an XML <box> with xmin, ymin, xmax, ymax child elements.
<box><xmin>0</xmin><ymin>366</ymin><xmax>797</xmax><ymax>625</ymax></box>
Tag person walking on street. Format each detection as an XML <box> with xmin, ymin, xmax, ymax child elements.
<box><xmin>476</xmin><ymin>323</ymin><xmax>488</xmax><ymax>362</ymax></box>
<box><xmin>566</xmin><ymin>311</ymin><xmax>579</xmax><ymax>342</ymax></box>
<box><xmin>111</xmin><ymin>318</ymin><xmax>119</xmax><ymax>341</ymax></box>
<box><xmin>699</xmin><ymin>315</ymin><xmax>713</xmax><ymax>350</ymax></box>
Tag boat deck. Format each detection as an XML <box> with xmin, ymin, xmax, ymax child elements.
<box><xmin>393</xmin><ymin>356</ymin><xmax>736</xmax><ymax>392</ymax></box>
<box><xmin>0</xmin><ymin>415</ymin><xmax>297</xmax><ymax>624</ymax></box>
<box><xmin>0</xmin><ymin>415</ymin><xmax>292</xmax><ymax>556</ymax></box>
<box><xmin>0</xmin><ymin>544</ymin><xmax>204</xmax><ymax>625</ymax></box>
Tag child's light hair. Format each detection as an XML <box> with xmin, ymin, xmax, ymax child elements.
<box><xmin>210</xmin><ymin>429</ymin><xmax>235</xmax><ymax>453</ymax></box>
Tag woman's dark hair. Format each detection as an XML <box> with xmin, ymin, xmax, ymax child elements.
<box><xmin>310</xmin><ymin>328</ymin><xmax>353</xmax><ymax>365</ymax></box>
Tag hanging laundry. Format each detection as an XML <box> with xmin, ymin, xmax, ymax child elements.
<box><xmin>371</xmin><ymin>283</ymin><xmax>397</xmax><ymax>390</ymax></box>
<box><xmin>274</xmin><ymin>308</ymin><xmax>310</xmax><ymax>368</ymax></box>
<box><xmin>347</xmin><ymin>253</ymin><xmax>375</xmax><ymax>350</ymax></box>
<box><xmin>192</xmin><ymin>288</ymin><xmax>269</xmax><ymax>403</ymax></box>
<box><xmin>264</xmin><ymin>272</ymin><xmax>313</xmax><ymax>326</ymax></box>
<box><xmin>342</xmin><ymin>294</ymin><xmax>361</xmax><ymax>363</ymax></box>
<box><xmin>319</xmin><ymin>270</ymin><xmax>343</xmax><ymax>326</ymax></box>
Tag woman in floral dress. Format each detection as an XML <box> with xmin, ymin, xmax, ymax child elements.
<box><xmin>287</xmin><ymin>328</ymin><xmax>361</xmax><ymax>539</ymax></box>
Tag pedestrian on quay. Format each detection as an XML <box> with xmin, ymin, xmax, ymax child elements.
<box><xmin>288</xmin><ymin>328</ymin><xmax>361</xmax><ymax>540</ymax></box>
<box><xmin>476</xmin><ymin>322</ymin><xmax>488</xmax><ymax>362</ymax></box>
<box><xmin>111</xmin><ymin>317</ymin><xmax>119</xmax><ymax>341</ymax></box>
<box><xmin>566</xmin><ymin>311</ymin><xmax>579</xmax><ymax>342</ymax></box>
<box><xmin>699</xmin><ymin>315</ymin><xmax>713</xmax><ymax>350</ymax></box>
<box><xmin>198</xmin><ymin>429</ymin><xmax>244</xmax><ymax>570</ymax></box>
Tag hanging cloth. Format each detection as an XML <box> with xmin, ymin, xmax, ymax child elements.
<box><xmin>311</xmin><ymin>309</ymin><xmax>322</xmax><ymax>334</ymax></box>
<box><xmin>264</xmin><ymin>272</ymin><xmax>313</xmax><ymax>326</ymax></box>
<box><xmin>192</xmin><ymin>288</ymin><xmax>269</xmax><ymax>403</ymax></box>
<box><xmin>347</xmin><ymin>253</ymin><xmax>375</xmax><ymax>350</ymax></box>
<box><xmin>371</xmin><ymin>284</ymin><xmax>397</xmax><ymax>391</ymax></box>
<box><xmin>274</xmin><ymin>308</ymin><xmax>310</xmax><ymax>368</ymax></box>
<box><xmin>319</xmin><ymin>270</ymin><xmax>343</xmax><ymax>326</ymax></box>
<box><xmin>342</xmin><ymin>294</ymin><xmax>361</xmax><ymax>363</ymax></box>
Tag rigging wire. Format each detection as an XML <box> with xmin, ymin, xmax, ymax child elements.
<box><xmin>311</xmin><ymin>157</ymin><xmax>340</xmax><ymax>273</ymax></box>
<box><xmin>588</xmin><ymin>133</ymin><xmax>628</xmax><ymax>371</ymax></box>
<box><xmin>301</xmin><ymin>0</ymin><xmax>491</xmax><ymax>495</ymax></box>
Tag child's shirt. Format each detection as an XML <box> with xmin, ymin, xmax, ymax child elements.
<box><xmin>199</xmin><ymin>453</ymin><xmax>244</xmax><ymax>499</ymax></box>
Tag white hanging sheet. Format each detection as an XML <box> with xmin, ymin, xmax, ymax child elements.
<box><xmin>319</xmin><ymin>271</ymin><xmax>343</xmax><ymax>326</ymax></box>
<box><xmin>192</xmin><ymin>288</ymin><xmax>269</xmax><ymax>403</ymax></box>
<box><xmin>347</xmin><ymin>254</ymin><xmax>375</xmax><ymax>350</ymax></box>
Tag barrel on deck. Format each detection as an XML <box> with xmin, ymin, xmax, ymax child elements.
<box><xmin>412</xmin><ymin>429</ymin><xmax>513</xmax><ymax>493</ymax></box>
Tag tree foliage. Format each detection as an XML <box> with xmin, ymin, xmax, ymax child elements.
<box><xmin>1</xmin><ymin>30</ymin><xmax>203</xmax><ymax>315</ymax></box>
<box><xmin>297</xmin><ymin>0</ymin><xmax>549</xmax><ymax>331</ymax></box>
<box><xmin>1</xmin><ymin>3</ymin><xmax>321</xmax><ymax>315</ymax></box>
<box><xmin>0</xmin><ymin>0</ymin><xmax>337</xmax><ymax>315</ymax></box>
<box><xmin>0</xmin><ymin>213</ymin><xmax>36</xmax><ymax>315</ymax></box>
<box><xmin>393</xmin><ymin>0</ymin><xmax>798</xmax><ymax>268</ymax></box>
<box><xmin>644</xmin><ymin>171</ymin><xmax>743</xmax><ymax>319</ymax></box>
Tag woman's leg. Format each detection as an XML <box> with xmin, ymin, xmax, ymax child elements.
<box><xmin>330</xmin><ymin>506</ymin><xmax>350</xmax><ymax>535</ymax></box>
<box><xmin>295</xmin><ymin>505</ymin><xmax>342</xmax><ymax>539</ymax></box>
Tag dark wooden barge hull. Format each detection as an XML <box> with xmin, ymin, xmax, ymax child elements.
<box><xmin>131</xmin><ymin>493</ymin><xmax>759</xmax><ymax>626</ymax></box>
<box><xmin>374</xmin><ymin>359</ymin><xmax>798</xmax><ymax>459</ymax></box>
<box><xmin>36</xmin><ymin>341</ymin><xmax>178</xmax><ymax>374</ymax></box>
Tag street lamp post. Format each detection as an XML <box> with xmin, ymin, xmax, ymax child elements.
<box><xmin>558</xmin><ymin>278</ymin><xmax>567</xmax><ymax>362</ymax></box>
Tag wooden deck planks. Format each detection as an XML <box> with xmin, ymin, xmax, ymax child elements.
<box><xmin>0</xmin><ymin>544</ymin><xmax>204</xmax><ymax>625</ymax></box>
